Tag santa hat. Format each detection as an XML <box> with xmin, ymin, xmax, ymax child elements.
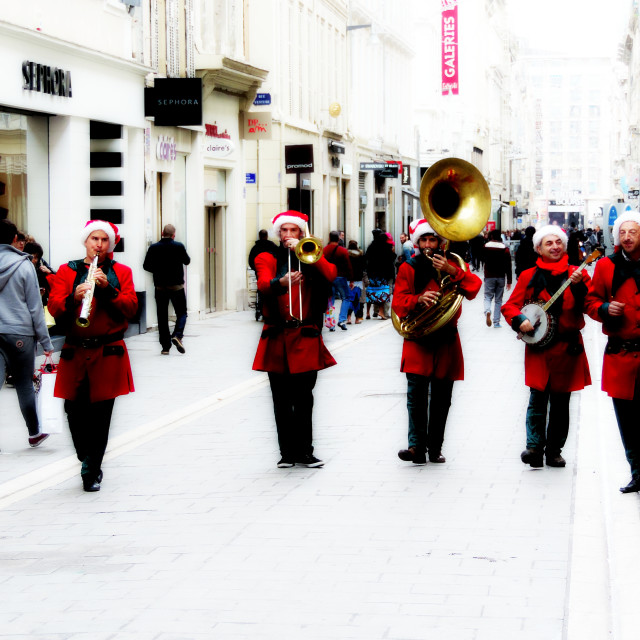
<box><xmin>271</xmin><ymin>210</ymin><xmax>308</xmax><ymax>236</ymax></box>
<box><xmin>533</xmin><ymin>225</ymin><xmax>567</xmax><ymax>252</ymax></box>
<box><xmin>409</xmin><ymin>219</ymin><xmax>437</xmax><ymax>246</ymax></box>
<box><xmin>613</xmin><ymin>211</ymin><xmax>640</xmax><ymax>246</ymax></box>
<box><xmin>81</xmin><ymin>220</ymin><xmax>120</xmax><ymax>253</ymax></box>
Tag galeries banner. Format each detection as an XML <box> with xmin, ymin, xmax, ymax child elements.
<box><xmin>441</xmin><ymin>0</ymin><xmax>459</xmax><ymax>95</ymax></box>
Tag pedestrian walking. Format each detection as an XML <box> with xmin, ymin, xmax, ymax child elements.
<box><xmin>252</xmin><ymin>211</ymin><xmax>337</xmax><ymax>469</ymax></box>
<box><xmin>586</xmin><ymin>212</ymin><xmax>640</xmax><ymax>493</ymax></box>
<box><xmin>482</xmin><ymin>229</ymin><xmax>512</xmax><ymax>328</ymax></box>
<box><xmin>393</xmin><ymin>219</ymin><xmax>481</xmax><ymax>465</ymax></box>
<box><xmin>48</xmin><ymin>220</ymin><xmax>137</xmax><ymax>492</ymax></box>
<box><xmin>143</xmin><ymin>224</ymin><xmax>191</xmax><ymax>355</ymax></box>
<box><xmin>248</xmin><ymin>229</ymin><xmax>278</xmax><ymax>321</ymax></box>
<box><xmin>346</xmin><ymin>239</ymin><xmax>365</xmax><ymax>324</ymax></box>
<box><xmin>515</xmin><ymin>226</ymin><xmax>538</xmax><ymax>279</ymax></box>
<box><xmin>364</xmin><ymin>229</ymin><xmax>395</xmax><ymax>320</ymax></box>
<box><xmin>0</xmin><ymin>219</ymin><xmax>54</xmax><ymax>448</ymax></box>
<box><xmin>502</xmin><ymin>225</ymin><xmax>592</xmax><ymax>469</ymax></box>
<box><xmin>323</xmin><ymin>230</ymin><xmax>353</xmax><ymax>331</ymax></box>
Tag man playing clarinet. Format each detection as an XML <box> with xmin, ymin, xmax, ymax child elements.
<box><xmin>48</xmin><ymin>220</ymin><xmax>137</xmax><ymax>492</ymax></box>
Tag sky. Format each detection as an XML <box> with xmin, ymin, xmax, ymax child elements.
<box><xmin>507</xmin><ymin>0</ymin><xmax>633</xmax><ymax>58</ymax></box>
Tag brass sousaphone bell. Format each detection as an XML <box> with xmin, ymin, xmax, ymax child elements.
<box><xmin>392</xmin><ymin>158</ymin><xmax>491</xmax><ymax>340</ymax></box>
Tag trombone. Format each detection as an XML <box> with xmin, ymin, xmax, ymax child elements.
<box><xmin>287</xmin><ymin>223</ymin><xmax>323</xmax><ymax>322</ymax></box>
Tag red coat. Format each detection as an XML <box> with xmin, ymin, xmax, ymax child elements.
<box><xmin>48</xmin><ymin>259</ymin><xmax>137</xmax><ymax>402</ymax></box>
<box><xmin>252</xmin><ymin>249</ymin><xmax>337</xmax><ymax>374</ymax></box>
<box><xmin>391</xmin><ymin>257</ymin><xmax>481</xmax><ymax>379</ymax></box>
<box><xmin>586</xmin><ymin>256</ymin><xmax>640</xmax><ymax>400</ymax></box>
<box><xmin>501</xmin><ymin>264</ymin><xmax>591</xmax><ymax>393</ymax></box>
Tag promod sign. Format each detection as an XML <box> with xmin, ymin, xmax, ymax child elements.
<box><xmin>441</xmin><ymin>0</ymin><xmax>459</xmax><ymax>95</ymax></box>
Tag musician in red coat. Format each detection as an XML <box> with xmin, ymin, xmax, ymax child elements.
<box><xmin>48</xmin><ymin>221</ymin><xmax>137</xmax><ymax>492</ymax></box>
<box><xmin>392</xmin><ymin>219</ymin><xmax>481</xmax><ymax>465</ymax></box>
<box><xmin>585</xmin><ymin>212</ymin><xmax>640</xmax><ymax>493</ymax></box>
<box><xmin>502</xmin><ymin>225</ymin><xmax>591</xmax><ymax>469</ymax></box>
<box><xmin>252</xmin><ymin>211</ymin><xmax>337</xmax><ymax>469</ymax></box>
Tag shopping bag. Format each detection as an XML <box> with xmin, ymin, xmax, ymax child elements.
<box><xmin>43</xmin><ymin>305</ymin><xmax>56</xmax><ymax>329</ymax></box>
<box><xmin>324</xmin><ymin>299</ymin><xmax>337</xmax><ymax>330</ymax></box>
<box><xmin>34</xmin><ymin>356</ymin><xmax>66</xmax><ymax>434</ymax></box>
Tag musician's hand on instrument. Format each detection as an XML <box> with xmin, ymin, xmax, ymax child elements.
<box><xmin>283</xmin><ymin>237</ymin><xmax>300</xmax><ymax>250</ymax></box>
<box><xmin>418</xmin><ymin>290</ymin><xmax>439</xmax><ymax>307</ymax></box>
<box><xmin>279</xmin><ymin>271</ymin><xmax>303</xmax><ymax>289</ymax></box>
<box><xmin>74</xmin><ymin>283</ymin><xmax>91</xmax><ymax>301</ymax></box>
<box><xmin>609</xmin><ymin>301</ymin><xmax>626</xmax><ymax>316</ymax></box>
<box><xmin>431</xmin><ymin>254</ymin><xmax>455</xmax><ymax>274</ymax></box>
<box><xmin>93</xmin><ymin>268</ymin><xmax>108</xmax><ymax>288</ymax></box>
<box><xmin>519</xmin><ymin>319</ymin><xmax>535</xmax><ymax>334</ymax></box>
<box><xmin>569</xmin><ymin>271</ymin><xmax>582</xmax><ymax>285</ymax></box>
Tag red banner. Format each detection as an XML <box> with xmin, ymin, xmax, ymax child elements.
<box><xmin>441</xmin><ymin>1</ymin><xmax>459</xmax><ymax>95</ymax></box>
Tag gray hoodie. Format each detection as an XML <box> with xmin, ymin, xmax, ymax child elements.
<box><xmin>0</xmin><ymin>244</ymin><xmax>53</xmax><ymax>351</ymax></box>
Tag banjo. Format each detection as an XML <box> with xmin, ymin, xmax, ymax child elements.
<box><xmin>518</xmin><ymin>248</ymin><xmax>602</xmax><ymax>348</ymax></box>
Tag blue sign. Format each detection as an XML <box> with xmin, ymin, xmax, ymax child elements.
<box><xmin>608</xmin><ymin>205</ymin><xmax>618</xmax><ymax>226</ymax></box>
<box><xmin>253</xmin><ymin>93</ymin><xmax>271</xmax><ymax>106</ymax></box>
<box><xmin>246</xmin><ymin>173</ymin><xmax>256</xmax><ymax>184</ymax></box>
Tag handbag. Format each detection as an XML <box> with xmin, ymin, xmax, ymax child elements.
<box><xmin>34</xmin><ymin>355</ymin><xmax>66</xmax><ymax>434</ymax></box>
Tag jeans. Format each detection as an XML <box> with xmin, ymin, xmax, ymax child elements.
<box><xmin>155</xmin><ymin>287</ymin><xmax>188</xmax><ymax>351</ymax></box>
<box><xmin>525</xmin><ymin>386</ymin><xmax>570</xmax><ymax>455</ymax></box>
<box><xmin>331</xmin><ymin>277</ymin><xmax>350</xmax><ymax>324</ymax></box>
<box><xmin>484</xmin><ymin>277</ymin><xmax>506</xmax><ymax>324</ymax></box>
<box><xmin>406</xmin><ymin>373</ymin><xmax>454</xmax><ymax>455</ymax></box>
<box><xmin>0</xmin><ymin>334</ymin><xmax>40</xmax><ymax>435</ymax></box>
<box><xmin>268</xmin><ymin>371</ymin><xmax>318</xmax><ymax>459</ymax></box>
<box><xmin>613</xmin><ymin>389</ymin><xmax>640</xmax><ymax>477</ymax></box>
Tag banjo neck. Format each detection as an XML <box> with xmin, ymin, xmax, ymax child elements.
<box><xmin>541</xmin><ymin>249</ymin><xmax>601</xmax><ymax>312</ymax></box>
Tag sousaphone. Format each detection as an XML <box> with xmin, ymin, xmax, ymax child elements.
<box><xmin>392</xmin><ymin>158</ymin><xmax>491</xmax><ymax>340</ymax></box>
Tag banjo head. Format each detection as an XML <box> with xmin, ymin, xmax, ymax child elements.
<box><xmin>519</xmin><ymin>301</ymin><xmax>554</xmax><ymax>347</ymax></box>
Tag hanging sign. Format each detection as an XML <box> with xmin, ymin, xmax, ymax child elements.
<box><xmin>203</xmin><ymin>123</ymin><xmax>235</xmax><ymax>157</ymax></box>
<box><xmin>441</xmin><ymin>0</ymin><xmax>459</xmax><ymax>95</ymax></box>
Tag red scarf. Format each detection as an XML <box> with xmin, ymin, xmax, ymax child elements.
<box><xmin>535</xmin><ymin>254</ymin><xmax>569</xmax><ymax>276</ymax></box>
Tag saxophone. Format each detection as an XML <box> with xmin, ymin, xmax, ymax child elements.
<box><xmin>76</xmin><ymin>255</ymin><xmax>98</xmax><ymax>327</ymax></box>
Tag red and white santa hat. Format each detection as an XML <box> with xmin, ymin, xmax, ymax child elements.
<box><xmin>409</xmin><ymin>219</ymin><xmax>437</xmax><ymax>246</ymax></box>
<box><xmin>612</xmin><ymin>211</ymin><xmax>640</xmax><ymax>246</ymax></box>
<box><xmin>271</xmin><ymin>210</ymin><xmax>308</xmax><ymax>235</ymax></box>
<box><xmin>81</xmin><ymin>220</ymin><xmax>120</xmax><ymax>253</ymax></box>
<box><xmin>533</xmin><ymin>225</ymin><xmax>567</xmax><ymax>252</ymax></box>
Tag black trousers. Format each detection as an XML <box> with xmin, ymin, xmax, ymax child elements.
<box><xmin>268</xmin><ymin>371</ymin><xmax>318</xmax><ymax>459</ymax></box>
<box><xmin>64</xmin><ymin>376</ymin><xmax>115</xmax><ymax>480</ymax></box>
<box><xmin>406</xmin><ymin>373</ymin><xmax>454</xmax><ymax>455</ymax></box>
<box><xmin>613</xmin><ymin>384</ymin><xmax>640</xmax><ymax>478</ymax></box>
<box><xmin>155</xmin><ymin>287</ymin><xmax>188</xmax><ymax>351</ymax></box>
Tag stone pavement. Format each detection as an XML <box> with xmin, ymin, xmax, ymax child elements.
<box><xmin>1</xmin><ymin>282</ymin><xmax>639</xmax><ymax>640</ymax></box>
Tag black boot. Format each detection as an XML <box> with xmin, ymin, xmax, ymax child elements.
<box><xmin>620</xmin><ymin>476</ymin><xmax>640</xmax><ymax>494</ymax></box>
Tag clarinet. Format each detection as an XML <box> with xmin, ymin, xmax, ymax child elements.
<box><xmin>76</xmin><ymin>255</ymin><xmax>98</xmax><ymax>328</ymax></box>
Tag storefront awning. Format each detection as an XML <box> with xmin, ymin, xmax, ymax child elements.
<box><xmin>402</xmin><ymin>187</ymin><xmax>420</xmax><ymax>200</ymax></box>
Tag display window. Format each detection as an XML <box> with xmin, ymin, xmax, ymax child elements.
<box><xmin>0</xmin><ymin>112</ymin><xmax>27</xmax><ymax>230</ymax></box>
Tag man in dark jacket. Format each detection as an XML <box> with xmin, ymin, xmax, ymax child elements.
<box><xmin>515</xmin><ymin>226</ymin><xmax>537</xmax><ymax>278</ymax></box>
<box><xmin>249</xmin><ymin>229</ymin><xmax>278</xmax><ymax>321</ymax></box>
<box><xmin>143</xmin><ymin>224</ymin><xmax>191</xmax><ymax>355</ymax></box>
<box><xmin>483</xmin><ymin>229</ymin><xmax>512</xmax><ymax>328</ymax></box>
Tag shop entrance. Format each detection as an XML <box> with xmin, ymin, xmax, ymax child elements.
<box><xmin>205</xmin><ymin>205</ymin><xmax>225</xmax><ymax>312</ymax></box>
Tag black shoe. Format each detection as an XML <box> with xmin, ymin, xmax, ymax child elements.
<box><xmin>296</xmin><ymin>454</ymin><xmax>324</xmax><ymax>468</ymax></box>
<box><xmin>429</xmin><ymin>453</ymin><xmax>446</xmax><ymax>463</ymax></box>
<box><xmin>82</xmin><ymin>476</ymin><xmax>101</xmax><ymax>492</ymax></box>
<box><xmin>398</xmin><ymin>447</ymin><xmax>416</xmax><ymax>462</ymax></box>
<box><xmin>171</xmin><ymin>336</ymin><xmax>185</xmax><ymax>354</ymax></box>
<box><xmin>620</xmin><ymin>477</ymin><xmax>640</xmax><ymax>493</ymax></box>
<box><xmin>277</xmin><ymin>458</ymin><xmax>294</xmax><ymax>468</ymax></box>
<box><xmin>338</xmin><ymin>322</ymin><xmax>347</xmax><ymax>331</ymax></box>
<box><xmin>412</xmin><ymin>452</ymin><xmax>427</xmax><ymax>465</ymax></box>
<box><xmin>546</xmin><ymin>454</ymin><xmax>566</xmax><ymax>467</ymax></box>
<box><xmin>521</xmin><ymin>448</ymin><xmax>543</xmax><ymax>468</ymax></box>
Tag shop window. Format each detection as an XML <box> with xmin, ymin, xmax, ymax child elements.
<box><xmin>0</xmin><ymin>113</ymin><xmax>27</xmax><ymax>231</ymax></box>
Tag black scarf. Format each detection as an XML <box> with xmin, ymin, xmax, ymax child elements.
<box><xmin>611</xmin><ymin>251</ymin><xmax>640</xmax><ymax>297</ymax></box>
